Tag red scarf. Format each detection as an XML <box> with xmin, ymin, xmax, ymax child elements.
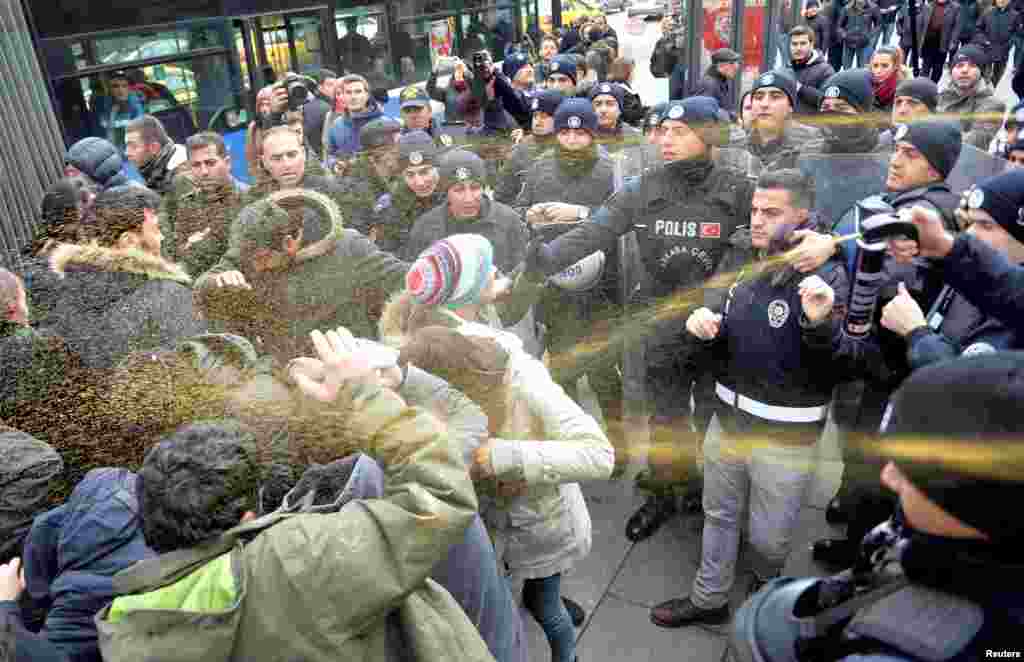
<box><xmin>873</xmin><ymin>73</ymin><xmax>899</xmax><ymax>107</ymax></box>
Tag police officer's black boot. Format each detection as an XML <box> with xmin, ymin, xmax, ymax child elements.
<box><xmin>625</xmin><ymin>493</ymin><xmax>677</xmax><ymax>542</ymax></box>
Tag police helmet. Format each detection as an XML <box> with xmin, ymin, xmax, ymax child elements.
<box><xmin>549</xmin><ymin>250</ymin><xmax>607</xmax><ymax>292</ymax></box>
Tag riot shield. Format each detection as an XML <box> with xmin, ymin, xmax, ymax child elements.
<box><xmin>946</xmin><ymin>144</ymin><xmax>1007</xmax><ymax>196</ymax></box>
<box><xmin>798</xmin><ymin>153</ymin><xmax>889</xmax><ymax>231</ymax></box>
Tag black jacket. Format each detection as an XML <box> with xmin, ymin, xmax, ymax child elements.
<box><xmin>976</xmin><ymin>4</ymin><xmax>1021</xmax><ymax>60</ymax></box>
<box><xmin>693</xmin><ymin>69</ymin><xmax>737</xmax><ymax>116</ymax></box>
<box><xmin>788</xmin><ymin>51</ymin><xmax>836</xmax><ymax>114</ymax></box>
<box><xmin>954</xmin><ymin>0</ymin><xmax>987</xmax><ymax>41</ymax></box>
<box><xmin>839</xmin><ymin>0</ymin><xmax>883</xmax><ymax>47</ymax></box>
<box><xmin>936</xmin><ymin>234</ymin><xmax>1024</xmax><ymax>337</ymax></box>
<box><xmin>802</xmin><ymin>11</ymin><xmax>834</xmax><ymax>50</ymax></box>
<box><xmin>901</xmin><ymin>0</ymin><xmax>961</xmax><ymax>53</ymax></box>
<box><xmin>402</xmin><ymin>197</ymin><xmax>528</xmax><ymax>273</ymax></box>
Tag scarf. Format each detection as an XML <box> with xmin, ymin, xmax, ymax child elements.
<box><xmin>556</xmin><ymin>144</ymin><xmax>599</xmax><ymax>177</ymax></box>
<box><xmin>873</xmin><ymin>72</ymin><xmax>899</xmax><ymax>108</ymax></box>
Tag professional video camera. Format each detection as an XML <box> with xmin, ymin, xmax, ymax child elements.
<box><xmin>471</xmin><ymin>50</ymin><xmax>494</xmax><ymax>81</ymax></box>
<box><xmin>276</xmin><ymin>73</ymin><xmax>329</xmax><ymax>112</ymax></box>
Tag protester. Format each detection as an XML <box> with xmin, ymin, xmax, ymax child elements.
<box><xmin>838</xmin><ymin>0</ymin><xmax>882</xmax><ymax>69</ymax></box>
<box><xmin>62</xmin><ymin>137</ymin><xmax>132</xmax><ymax>191</ymax></box>
<box><xmin>123</xmin><ymin>115</ymin><xmax>187</xmax><ymax>196</ymax></box>
<box><xmin>976</xmin><ymin>0</ymin><xmax>1019</xmax><ymax>88</ymax></box>
<box><xmin>692</xmin><ymin>49</ymin><xmax>742</xmax><ymax>118</ymax></box>
<box><xmin>786</xmin><ymin>26</ymin><xmax>836</xmax><ymax>115</ymax></box>
<box><xmin>938</xmin><ymin>45</ymin><xmax>1006</xmax><ymax>149</ymax></box>
<box><xmin>875</xmin><ymin>77</ymin><xmax>939</xmax><ymax>151</ymax></box>
<box><xmin>869</xmin><ymin>46</ymin><xmax>904</xmax><ymax>116</ymax></box>
<box><xmin>1</xmin><ymin>556</ymin><xmax>70</xmax><ymax>662</ymax></box>
<box><xmin>0</xmin><ymin>428</ymin><xmax>62</xmax><ymax>565</ymax></box>
<box><xmin>742</xmin><ymin>70</ymin><xmax>823</xmax><ymax>170</ymax></box>
<box><xmin>900</xmin><ymin>0</ymin><xmax>960</xmax><ymax>84</ymax></box>
<box><xmin>326</xmin><ymin>73</ymin><xmax>385</xmax><ymax>167</ymax></box>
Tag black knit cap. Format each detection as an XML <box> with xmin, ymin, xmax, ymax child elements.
<box><xmin>951</xmin><ymin>44</ymin><xmax>988</xmax><ymax>68</ymax></box>
<box><xmin>964</xmin><ymin>169</ymin><xmax>1024</xmax><ymax>245</ymax></box>
<box><xmin>711</xmin><ymin>48</ymin><xmax>741</xmax><ymax>64</ymax></box>
<box><xmin>884</xmin><ymin>352</ymin><xmax>1024</xmax><ymax>548</ymax></box>
<box><xmin>820</xmin><ymin>68</ymin><xmax>874</xmax><ymax>111</ymax></box>
<box><xmin>891</xmin><ymin>119</ymin><xmax>962</xmax><ymax>180</ymax></box>
<box><xmin>750</xmin><ymin>69</ymin><xmax>798</xmax><ymax>108</ymax></box>
<box><xmin>894</xmin><ymin>77</ymin><xmax>939</xmax><ymax>112</ymax></box>
<box><xmin>531</xmin><ymin>89</ymin><xmax>565</xmax><ymax>116</ymax></box>
<box><xmin>359</xmin><ymin>117</ymin><xmax>402</xmax><ymax>150</ymax></box>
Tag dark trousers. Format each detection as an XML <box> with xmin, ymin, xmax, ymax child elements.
<box><xmin>991</xmin><ymin>59</ymin><xmax>1009</xmax><ymax>88</ymax></box>
<box><xmin>828</xmin><ymin>42</ymin><xmax>845</xmax><ymax>71</ymax></box>
<box><xmin>921</xmin><ymin>42</ymin><xmax>946</xmax><ymax>83</ymax></box>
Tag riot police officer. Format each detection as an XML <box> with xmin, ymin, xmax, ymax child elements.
<box><xmin>526</xmin><ymin>96</ymin><xmax>756</xmax><ymax>543</ymax></box>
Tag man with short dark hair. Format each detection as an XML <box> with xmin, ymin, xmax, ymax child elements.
<box><xmin>588</xmin><ymin>82</ymin><xmax>643</xmax><ymax>153</ymax></box>
<box><xmin>938</xmin><ymin>46</ymin><xmax>1006</xmax><ymax>149</ymax></box>
<box><xmin>786</xmin><ymin>25</ymin><xmax>835</xmax><ymax>115</ymax></box>
<box><xmin>326</xmin><ymin>73</ymin><xmax>384</xmax><ymax>167</ymax></box>
<box><xmin>158</xmin><ymin>132</ymin><xmax>249</xmax><ymax>278</ymax></box>
<box><xmin>93</xmin><ymin>331</ymin><xmax>492</xmax><ymax>662</ymax></box>
<box><xmin>301</xmin><ymin>68</ymin><xmax>337</xmax><ymax>159</ymax></box>
<box><xmin>124</xmin><ymin>115</ymin><xmax>187</xmax><ymax>195</ymax></box>
<box><xmin>545</xmin><ymin>55</ymin><xmax>580</xmax><ymax>96</ymax></box>
<box><xmin>740</xmin><ymin>70</ymin><xmax>823</xmax><ymax>170</ymax></box>
<box><xmin>370</xmin><ymin>131</ymin><xmax>445</xmax><ymax>254</ymax></box>
<box><xmin>876</xmin><ymin>77</ymin><xmax>939</xmax><ymax>152</ymax></box>
<box><xmin>654</xmin><ymin>168</ymin><xmax>850</xmax><ymax>628</ymax></box>
<box><xmin>92</xmin><ymin>70</ymin><xmax>144</xmax><ymax>148</ymax></box>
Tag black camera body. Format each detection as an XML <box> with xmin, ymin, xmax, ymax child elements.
<box><xmin>471</xmin><ymin>50</ymin><xmax>494</xmax><ymax>81</ymax></box>
<box><xmin>278</xmin><ymin>74</ymin><xmax>320</xmax><ymax>112</ymax></box>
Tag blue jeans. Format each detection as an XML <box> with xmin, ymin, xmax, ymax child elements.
<box><xmin>879</xmin><ymin>17</ymin><xmax>897</xmax><ymax>46</ymax></box>
<box><xmin>522</xmin><ymin>574</ymin><xmax>576</xmax><ymax>662</ymax></box>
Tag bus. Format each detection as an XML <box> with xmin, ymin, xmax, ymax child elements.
<box><xmin>30</xmin><ymin>0</ymin><xmax>529</xmax><ymax>184</ymax></box>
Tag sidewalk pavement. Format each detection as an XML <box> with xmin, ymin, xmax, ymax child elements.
<box><xmin>511</xmin><ymin>477</ymin><xmax>840</xmax><ymax>662</ymax></box>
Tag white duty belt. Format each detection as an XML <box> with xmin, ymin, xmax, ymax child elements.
<box><xmin>715</xmin><ymin>383</ymin><xmax>828</xmax><ymax>424</ymax></box>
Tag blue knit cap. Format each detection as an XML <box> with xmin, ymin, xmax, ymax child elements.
<box><xmin>546</xmin><ymin>55</ymin><xmax>578</xmax><ymax>84</ymax></box>
<box><xmin>588</xmin><ymin>81</ymin><xmax>625</xmax><ymax>109</ymax></box>
<box><xmin>502</xmin><ymin>51</ymin><xmax>531</xmax><ymax>80</ymax></box>
<box><xmin>658</xmin><ymin>96</ymin><xmax>722</xmax><ymax>126</ymax></box>
<box><xmin>964</xmin><ymin>169</ymin><xmax>1024</xmax><ymax>245</ymax></box>
<box><xmin>554</xmin><ymin>98</ymin><xmax>598</xmax><ymax>134</ymax></box>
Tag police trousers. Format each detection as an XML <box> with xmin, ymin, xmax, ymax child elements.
<box><xmin>691</xmin><ymin>414</ymin><xmax>818</xmax><ymax>609</ymax></box>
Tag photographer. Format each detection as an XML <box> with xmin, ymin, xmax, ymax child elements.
<box><xmin>466</xmin><ymin>49</ymin><xmax>532</xmax><ymax>131</ymax></box>
<box><xmin>427</xmin><ymin>56</ymin><xmax>471</xmax><ymax>124</ymax></box>
<box><xmin>732</xmin><ymin>352</ymin><xmax>1024</xmax><ymax>661</ymax></box>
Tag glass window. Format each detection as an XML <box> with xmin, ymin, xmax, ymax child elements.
<box><xmin>336</xmin><ymin>10</ymin><xmax>390</xmax><ymax>79</ymax></box>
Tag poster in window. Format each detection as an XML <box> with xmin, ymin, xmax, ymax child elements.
<box><xmin>429</xmin><ymin>18</ymin><xmax>455</xmax><ymax>67</ymax></box>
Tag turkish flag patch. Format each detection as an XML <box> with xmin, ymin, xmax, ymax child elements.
<box><xmin>700</xmin><ymin>223</ymin><xmax>721</xmax><ymax>238</ymax></box>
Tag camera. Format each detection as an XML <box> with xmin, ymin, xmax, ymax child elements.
<box><xmin>471</xmin><ymin>50</ymin><xmax>494</xmax><ymax>81</ymax></box>
<box><xmin>277</xmin><ymin>74</ymin><xmax>320</xmax><ymax>112</ymax></box>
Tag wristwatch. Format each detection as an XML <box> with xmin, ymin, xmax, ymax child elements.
<box><xmin>577</xmin><ymin>206</ymin><xmax>590</xmax><ymax>220</ymax></box>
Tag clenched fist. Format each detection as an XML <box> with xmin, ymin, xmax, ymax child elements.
<box><xmin>686</xmin><ymin>307</ymin><xmax>722</xmax><ymax>340</ymax></box>
<box><xmin>798</xmin><ymin>275</ymin><xmax>835</xmax><ymax>324</ymax></box>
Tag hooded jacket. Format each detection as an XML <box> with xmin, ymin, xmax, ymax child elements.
<box><xmin>402</xmin><ymin>196</ymin><xmax>528</xmax><ymax>273</ymax></box>
<box><xmin>39</xmin><ymin>244</ymin><xmax>205</xmax><ymax>370</ymax></box>
<box><xmin>938</xmin><ymin>78</ymin><xmax>1006</xmax><ymax>149</ymax></box>
<box><xmin>326</xmin><ymin>100</ymin><xmax>385</xmax><ymax>165</ymax></box>
<box><xmin>63</xmin><ymin>138</ymin><xmax>131</xmax><ymax>190</ymax></box>
<box><xmin>788</xmin><ymin>51</ymin><xmax>837</xmax><ymax>114</ymax></box>
<box><xmin>378</xmin><ymin>308</ymin><xmax>614</xmax><ymax>581</ymax></box>
<box><xmin>95</xmin><ymin>381</ymin><xmax>491</xmax><ymax>662</ymax></box>
<box><xmin>23</xmin><ymin>468</ymin><xmax>153</xmax><ymax>662</ymax></box>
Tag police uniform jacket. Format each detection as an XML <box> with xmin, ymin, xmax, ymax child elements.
<box><xmin>700</xmin><ymin>231</ymin><xmax>853</xmax><ymax>429</ymax></box>
<box><xmin>934</xmin><ymin>233</ymin><xmax>1024</xmax><ymax>337</ymax></box>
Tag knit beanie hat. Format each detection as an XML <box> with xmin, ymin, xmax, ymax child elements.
<box><xmin>963</xmin><ymin>169</ymin><xmax>1024</xmax><ymax>245</ymax></box>
<box><xmin>951</xmin><ymin>44</ymin><xmax>988</xmax><ymax>68</ymax></box>
<box><xmin>894</xmin><ymin>77</ymin><xmax>939</xmax><ymax>112</ymax></box>
<box><xmin>750</xmin><ymin>69</ymin><xmax>798</xmax><ymax>109</ymax></box>
<box><xmin>711</xmin><ymin>48</ymin><xmax>741</xmax><ymax>64</ymax></box>
<box><xmin>502</xmin><ymin>51</ymin><xmax>531</xmax><ymax>80</ymax></box>
<box><xmin>820</xmin><ymin>68</ymin><xmax>874</xmax><ymax>111</ymax></box>
<box><xmin>439</xmin><ymin>149</ymin><xmax>486</xmax><ymax>189</ymax></box>
<box><xmin>883</xmin><ymin>352</ymin><xmax>1024</xmax><ymax>547</ymax></box>
<box><xmin>360</xmin><ymin>117</ymin><xmax>402</xmax><ymax>150</ymax></box>
<box><xmin>891</xmin><ymin>119</ymin><xmax>962</xmax><ymax>180</ymax></box>
<box><xmin>531</xmin><ymin>89</ymin><xmax>565</xmax><ymax>116</ymax></box>
<box><xmin>405</xmin><ymin>234</ymin><xmax>495</xmax><ymax>308</ymax></box>
<box><xmin>1005</xmin><ymin>138</ymin><xmax>1024</xmax><ymax>155</ymax></box>
<box><xmin>398</xmin><ymin>130</ymin><xmax>438</xmax><ymax>170</ymax></box>
<box><xmin>658</xmin><ymin>96</ymin><xmax>728</xmax><ymax>146</ymax></box>
<box><xmin>546</xmin><ymin>55</ymin><xmax>578</xmax><ymax>84</ymax></box>
<box><xmin>588</xmin><ymin>81</ymin><xmax>625</xmax><ymax>109</ymax></box>
<box><xmin>554</xmin><ymin>98</ymin><xmax>599</xmax><ymax>133</ymax></box>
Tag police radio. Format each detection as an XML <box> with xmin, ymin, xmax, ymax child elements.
<box><xmin>843</xmin><ymin>201</ymin><xmax>917</xmax><ymax>337</ymax></box>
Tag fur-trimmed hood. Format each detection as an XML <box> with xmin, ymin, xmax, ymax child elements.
<box><xmin>49</xmin><ymin>243</ymin><xmax>191</xmax><ymax>284</ymax></box>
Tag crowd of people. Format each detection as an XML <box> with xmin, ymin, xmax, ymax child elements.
<box><xmin>2</xmin><ymin>9</ymin><xmax>1024</xmax><ymax>662</ymax></box>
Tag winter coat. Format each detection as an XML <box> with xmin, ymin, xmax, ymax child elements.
<box><xmin>975</xmin><ymin>4</ymin><xmax>1021</xmax><ymax>61</ymax></box>
<box><xmin>739</xmin><ymin>121</ymin><xmax>825</xmax><ymax>171</ymax></box>
<box><xmin>0</xmin><ymin>321</ymin><xmax>71</xmax><ymax>422</ymax></box>
<box><xmin>275</xmin><ymin>360</ymin><xmax>528</xmax><ymax>662</ymax></box>
<box><xmin>513</xmin><ymin>148</ymin><xmax>616</xmax><ymax>215</ymax></box>
<box><xmin>23</xmin><ymin>468</ymin><xmax>153</xmax><ymax>662</ymax></box>
<box><xmin>302</xmin><ymin>98</ymin><xmax>332</xmax><ymax>159</ymax></box>
<box><xmin>932</xmin><ymin>234</ymin><xmax>1024</xmax><ymax>337</ymax></box>
<box><xmin>938</xmin><ymin>78</ymin><xmax>1006</xmax><ymax>149</ymax></box>
<box><xmin>904</xmin><ymin>286</ymin><xmax>1019</xmax><ymax>370</ymax></box>
<box><xmin>954</xmin><ymin>0</ymin><xmax>988</xmax><ymax>42</ymax></box>
<box><xmin>0</xmin><ymin>601</ymin><xmax>70</xmax><ymax>662</ymax></box>
<box><xmin>402</xmin><ymin>197</ymin><xmax>528</xmax><ymax>273</ymax></box>
<box><xmin>427</xmin><ymin>70</ymin><xmax>467</xmax><ymax>123</ymax></box>
<box><xmin>901</xmin><ymin>0</ymin><xmax>961</xmax><ymax>53</ymax></box>
<box><xmin>0</xmin><ymin>428</ymin><xmax>62</xmax><ymax>564</ymax></box>
<box><xmin>372</xmin><ymin>186</ymin><xmax>446</xmax><ymax>255</ymax></box>
<box><xmin>801</xmin><ymin>11</ymin><xmax>834</xmax><ymax>53</ymax></box>
<box><xmin>693</xmin><ymin>69</ymin><xmax>738</xmax><ymax>116</ymax></box>
<box><xmin>157</xmin><ymin>175</ymin><xmax>248</xmax><ymax>278</ymax></box>
<box><xmin>196</xmin><ymin>209</ymin><xmax>408</xmax><ymax>359</ymax></box>
<box><xmin>39</xmin><ymin>244</ymin><xmax>205</xmax><ymax>370</ymax></box>
<box><xmin>493</xmin><ymin>135</ymin><xmax>558</xmax><ymax>205</ymax></box>
<box><xmin>787</xmin><ymin>51</ymin><xmax>836</xmax><ymax>114</ymax></box>
<box><xmin>325</xmin><ymin>100</ymin><xmax>385</xmax><ymax>166</ymax></box>
<box><xmin>95</xmin><ymin>382</ymin><xmax>492</xmax><ymax>662</ymax></box>
<box><xmin>138</xmin><ymin>142</ymin><xmax>187</xmax><ymax>196</ymax></box>
<box><xmin>877</xmin><ymin>0</ymin><xmax>903</xmax><ymax>21</ymax></box>
<box><xmin>838</xmin><ymin>0</ymin><xmax>883</xmax><ymax>47</ymax></box>
<box><xmin>63</xmin><ymin>137</ymin><xmax>132</xmax><ymax>190</ymax></box>
<box><xmin>606</xmin><ymin>79</ymin><xmax>647</xmax><ymax>127</ymax></box>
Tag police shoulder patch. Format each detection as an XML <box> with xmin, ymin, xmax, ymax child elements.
<box><xmin>668</xmin><ymin>105</ymin><xmax>684</xmax><ymax>120</ymax></box>
<box><xmin>455</xmin><ymin>166</ymin><xmax>471</xmax><ymax>181</ymax></box>
<box><xmin>568</xmin><ymin>115</ymin><xmax>582</xmax><ymax>129</ymax></box>
<box><xmin>601</xmin><ymin>83</ymin><xmax>612</xmax><ymax>93</ymax></box>
<box><xmin>767</xmin><ymin>299</ymin><xmax>790</xmax><ymax>328</ymax></box>
<box><xmin>409</xmin><ymin>151</ymin><xmax>423</xmax><ymax>165</ymax></box>
<box><xmin>759</xmin><ymin>73</ymin><xmax>774</xmax><ymax>86</ymax></box>
<box><xmin>962</xmin><ymin>342</ymin><xmax>996</xmax><ymax>356</ymax></box>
